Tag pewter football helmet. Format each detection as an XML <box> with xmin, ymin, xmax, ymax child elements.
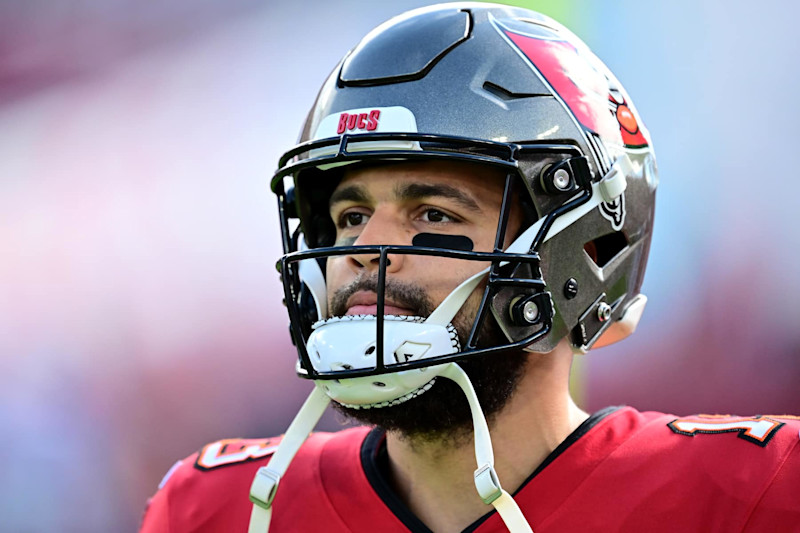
<box><xmin>272</xmin><ymin>2</ymin><xmax>657</xmax><ymax>391</ymax></box>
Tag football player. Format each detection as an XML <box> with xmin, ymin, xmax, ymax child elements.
<box><xmin>141</xmin><ymin>3</ymin><xmax>800</xmax><ymax>532</ymax></box>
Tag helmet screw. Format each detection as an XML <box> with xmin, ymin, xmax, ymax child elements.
<box><xmin>553</xmin><ymin>169</ymin><xmax>572</xmax><ymax>191</ymax></box>
<box><xmin>564</xmin><ymin>278</ymin><xmax>578</xmax><ymax>299</ymax></box>
<box><xmin>510</xmin><ymin>294</ymin><xmax>546</xmax><ymax>326</ymax></box>
<box><xmin>522</xmin><ymin>300</ymin><xmax>540</xmax><ymax>323</ymax></box>
<box><xmin>597</xmin><ymin>302</ymin><xmax>612</xmax><ymax>322</ymax></box>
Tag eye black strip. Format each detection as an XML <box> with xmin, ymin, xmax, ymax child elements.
<box><xmin>412</xmin><ymin>232</ymin><xmax>474</xmax><ymax>251</ymax></box>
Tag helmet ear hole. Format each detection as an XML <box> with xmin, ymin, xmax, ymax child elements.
<box><xmin>584</xmin><ymin>241</ymin><xmax>598</xmax><ymax>264</ymax></box>
<box><xmin>584</xmin><ymin>232</ymin><xmax>628</xmax><ymax>268</ymax></box>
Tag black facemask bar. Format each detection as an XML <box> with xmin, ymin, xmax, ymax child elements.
<box><xmin>272</xmin><ymin>133</ymin><xmax>593</xmax><ymax>380</ymax></box>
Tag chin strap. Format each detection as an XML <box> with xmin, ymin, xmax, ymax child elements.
<box><xmin>441</xmin><ymin>363</ymin><xmax>534</xmax><ymax>533</ymax></box>
<box><xmin>248</xmin><ymin>385</ymin><xmax>331</xmax><ymax>533</ymax></box>
<box><xmin>248</xmin><ymin>366</ymin><xmax>533</xmax><ymax>533</ymax></box>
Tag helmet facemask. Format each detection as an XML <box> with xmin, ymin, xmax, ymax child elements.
<box><xmin>273</xmin><ymin>137</ymin><xmax>596</xmax><ymax>402</ymax></box>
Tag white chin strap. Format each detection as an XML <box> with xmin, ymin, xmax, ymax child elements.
<box><xmin>248</xmin><ymin>385</ymin><xmax>330</xmax><ymax>533</ymax></box>
<box><xmin>248</xmin><ymin>363</ymin><xmax>533</xmax><ymax>533</ymax></box>
<box><xmin>441</xmin><ymin>363</ymin><xmax>534</xmax><ymax>532</ymax></box>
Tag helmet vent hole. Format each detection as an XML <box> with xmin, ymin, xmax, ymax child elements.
<box><xmin>372</xmin><ymin>381</ymin><xmax>386</xmax><ymax>388</ymax></box>
<box><xmin>584</xmin><ymin>232</ymin><xmax>628</xmax><ymax>268</ymax></box>
<box><xmin>364</xmin><ymin>345</ymin><xmax>376</xmax><ymax>356</ymax></box>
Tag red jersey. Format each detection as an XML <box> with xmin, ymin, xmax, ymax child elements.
<box><xmin>140</xmin><ymin>407</ymin><xmax>800</xmax><ymax>532</ymax></box>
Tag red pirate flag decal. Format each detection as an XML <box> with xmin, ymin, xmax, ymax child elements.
<box><xmin>503</xmin><ymin>29</ymin><xmax>649</xmax><ymax>149</ymax></box>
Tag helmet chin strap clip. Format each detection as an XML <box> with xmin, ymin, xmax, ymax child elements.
<box><xmin>248</xmin><ymin>386</ymin><xmax>331</xmax><ymax>533</ymax></box>
<box><xmin>441</xmin><ymin>363</ymin><xmax>535</xmax><ymax>533</ymax></box>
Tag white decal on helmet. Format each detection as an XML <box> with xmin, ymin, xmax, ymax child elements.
<box><xmin>310</xmin><ymin>106</ymin><xmax>421</xmax><ymax>162</ymax></box>
<box><xmin>314</xmin><ymin>106</ymin><xmax>419</xmax><ymax>138</ymax></box>
<box><xmin>597</xmin><ymin>154</ymin><xmax>630</xmax><ymax>231</ymax></box>
<box><xmin>599</xmin><ymin>194</ymin><xmax>626</xmax><ymax>231</ymax></box>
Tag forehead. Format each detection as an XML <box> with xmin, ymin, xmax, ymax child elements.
<box><xmin>334</xmin><ymin>160</ymin><xmax>508</xmax><ymax>202</ymax></box>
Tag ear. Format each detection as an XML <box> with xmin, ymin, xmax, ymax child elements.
<box><xmin>592</xmin><ymin>294</ymin><xmax>647</xmax><ymax>349</ymax></box>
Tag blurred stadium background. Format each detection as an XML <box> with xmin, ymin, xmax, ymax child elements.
<box><xmin>2</xmin><ymin>0</ymin><xmax>799</xmax><ymax>530</ymax></box>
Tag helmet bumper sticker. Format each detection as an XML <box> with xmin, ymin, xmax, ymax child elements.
<box><xmin>310</xmin><ymin>106</ymin><xmax>421</xmax><ymax>162</ymax></box>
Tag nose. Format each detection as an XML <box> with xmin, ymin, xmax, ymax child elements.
<box><xmin>347</xmin><ymin>209</ymin><xmax>408</xmax><ymax>274</ymax></box>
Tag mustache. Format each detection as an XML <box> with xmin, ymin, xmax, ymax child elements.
<box><xmin>329</xmin><ymin>276</ymin><xmax>435</xmax><ymax>317</ymax></box>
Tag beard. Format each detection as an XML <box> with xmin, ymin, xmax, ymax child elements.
<box><xmin>327</xmin><ymin>275</ymin><xmax>528</xmax><ymax>445</ymax></box>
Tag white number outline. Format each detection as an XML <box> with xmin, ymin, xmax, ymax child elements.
<box><xmin>667</xmin><ymin>416</ymin><xmax>784</xmax><ymax>447</ymax></box>
<box><xmin>194</xmin><ymin>438</ymin><xmax>279</xmax><ymax>471</ymax></box>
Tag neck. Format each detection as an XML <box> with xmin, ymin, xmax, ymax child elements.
<box><xmin>384</xmin><ymin>341</ymin><xmax>587</xmax><ymax>533</ymax></box>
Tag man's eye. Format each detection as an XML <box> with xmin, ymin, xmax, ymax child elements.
<box><xmin>421</xmin><ymin>209</ymin><xmax>453</xmax><ymax>223</ymax></box>
<box><xmin>342</xmin><ymin>212</ymin><xmax>367</xmax><ymax>228</ymax></box>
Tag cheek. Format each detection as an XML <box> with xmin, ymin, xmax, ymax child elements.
<box><xmin>467</xmin><ymin>222</ymin><xmax>503</xmax><ymax>253</ymax></box>
<box><xmin>419</xmin><ymin>256</ymin><xmax>487</xmax><ymax>295</ymax></box>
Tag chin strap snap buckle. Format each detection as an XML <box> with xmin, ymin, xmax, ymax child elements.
<box><xmin>474</xmin><ymin>464</ymin><xmax>503</xmax><ymax>505</ymax></box>
<box><xmin>250</xmin><ymin>467</ymin><xmax>281</xmax><ymax>510</ymax></box>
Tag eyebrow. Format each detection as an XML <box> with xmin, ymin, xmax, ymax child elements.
<box><xmin>329</xmin><ymin>184</ymin><xmax>371</xmax><ymax>207</ymax></box>
<box><xmin>329</xmin><ymin>180</ymin><xmax>483</xmax><ymax>215</ymax></box>
<box><xmin>395</xmin><ymin>183</ymin><xmax>482</xmax><ymax>212</ymax></box>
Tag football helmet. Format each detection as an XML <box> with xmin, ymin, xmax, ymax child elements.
<box><xmin>250</xmin><ymin>4</ymin><xmax>657</xmax><ymax>532</ymax></box>
<box><xmin>274</xmin><ymin>2</ymin><xmax>656</xmax><ymax>385</ymax></box>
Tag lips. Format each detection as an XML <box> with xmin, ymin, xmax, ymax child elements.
<box><xmin>345</xmin><ymin>290</ymin><xmax>414</xmax><ymax>316</ymax></box>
